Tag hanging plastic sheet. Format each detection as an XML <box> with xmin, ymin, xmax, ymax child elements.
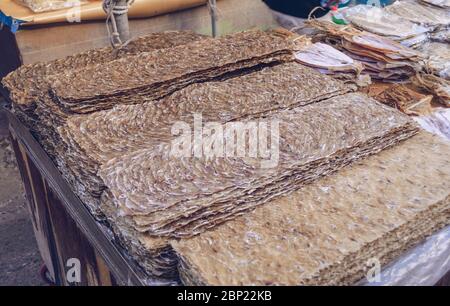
<box><xmin>414</xmin><ymin>108</ymin><xmax>450</xmax><ymax>141</ymax></box>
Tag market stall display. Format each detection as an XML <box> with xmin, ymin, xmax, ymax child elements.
<box><xmin>2</xmin><ymin>1</ymin><xmax>450</xmax><ymax>286</ymax></box>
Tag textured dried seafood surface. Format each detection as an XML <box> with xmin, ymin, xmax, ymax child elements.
<box><xmin>62</xmin><ymin>63</ymin><xmax>350</xmax><ymax>164</ymax></box>
<box><xmin>305</xmin><ymin>20</ymin><xmax>422</xmax><ymax>83</ymax></box>
<box><xmin>2</xmin><ymin>31</ymin><xmax>207</xmax><ymax>107</ymax></box>
<box><xmin>98</xmin><ymin>93</ymin><xmax>418</xmax><ymax>238</ymax></box>
<box><xmin>342</xmin><ymin>6</ymin><xmax>428</xmax><ymax>40</ymax></box>
<box><xmin>172</xmin><ymin>132</ymin><xmax>450</xmax><ymax>286</ymax></box>
<box><xmin>49</xmin><ymin>30</ymin><xmax>295</xmax><ymax>114</ymax></box>
<box><xmin>57</xmin><ymin>63</ymin><xmax>351</xmax><ymax>211</ymax></box>
<box><xmin>1</xmin><ymin>31</ymin><xmax>210</xmax><ymax>216</ymax></box>
<box><xmin>386</xmin><ymin>0</ymin><xmax>450</xmax><ymax>27</ymax></box>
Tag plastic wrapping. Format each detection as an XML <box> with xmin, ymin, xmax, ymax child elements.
<box><xmin>360</xmin><ymin>226</ymin><xmax>450</xmax><ymax>286</ymax></box>
<box><xmin>414</xmin><ymin>108</ymin><xmax>450</xmax><ymax>141</ymax></box>
<box><xmin>15</xmin><ymin>0</ymin><xmax>88</xmax><ymax>13</ymax></box>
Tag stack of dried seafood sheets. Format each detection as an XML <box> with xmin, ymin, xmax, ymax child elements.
<box><xmin>306</xmin><ymin>21</ymin><xmax>422</xmax><ymax>82</ymax></box>
<box><xmin>48</xmin><ymin>30</ymin><xmax>296</xmax><ymax>114</ymax></box>
<box><xmin>295</xmin><ymin>42</ymin><xmax>369</xmax><ymax>86</ymax></box>
<box><xmin>59</xmin><ymin>63</ymin><xmax>351</xmax><ymax>216</ymax></box>
<box><xmin>58</xmin><ymin>62</ymin><xmax>352</xmax><ymax>277</ymax></box>
<box><xmin>385</xmin><ymin>0</ymin><xmax>449</xmax><ymax>29</ymax></box>
<box><xmin>93</xmin><ymin>93</ymin><xmax>418</xmax><ymax>238</ymax></box>
<box><xmin>2</xmin><ymin>31</ymin><xmax>211</xmax><ymax>215</ymax></box>
<box><xmin>342</xmin><ymin>5</ymin><xmax>429</xmax><ymax>48</ymax></box>
<box><xmin>413</xmin><ymin>74</ymin><xmax>450</xmax><ymax>107</ymax></box>
<box><xmin>2</xmin><ymin>31</ymin><xmax>208</xmax><ymax>117</ymax></box>
<box><xmin>172</xmin><ymin>132</ymin><xmax>450</xmax><ymax>285</ymax></box>
<box><xmin>368</xmin><ymin>84</ymin><xmax>433</xmax><ymax>116</ymax></box>
<box><xmin>419</xmin><ymin>42</ymin><xmax>450</xmax><ymax>80</ymax></box>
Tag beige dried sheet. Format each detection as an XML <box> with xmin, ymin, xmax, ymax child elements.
<box><xmin>98</xmin><ymin>93</ymin><xmax>418</xmax><ymax>238</ymax></box>
<box><xmin>370</xmin><ymin>84</ymin><xmax>433</xmax><ymax>116</ymax></box>
<box><xmin>57</xmin><ymin>63</ymin><xmax>351</xmax><ymax>213</ymax></box>
<box><xmin>49</xmin><ymin>30</ymin><xmax>296</xmax><ymax>114</ymax></box>
<box><xmin>386</xmin><ymin>1</ymin><xmax>450</xmax><ymax>28</ymax></box>
<box><xmin>172</xmin><ymin>132</ymin><xmax>450</xmax><ymax>286</ymax></box>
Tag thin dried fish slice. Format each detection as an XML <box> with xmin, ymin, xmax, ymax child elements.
<box><xmin>172</xmin><ymin>132</ymin><xmax>450</xmax><ymax>285</ymax></box>
<box><xmin>49</xmin><ymin>30</ymin><xmax>296</xmax><ymax>114</ymax></box>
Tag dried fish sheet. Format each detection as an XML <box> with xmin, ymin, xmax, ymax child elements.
<box><xmin>63</xmin><ymin>63</ymin><xmax>351</xmax><ymax>164</ymax></box>
<box><xmin>419</xmin><ymin>42</ymin><xmax>450</xmax><ymax>79</ymax></box>
<box><xmin>2</xmin><ymin>31</ymin><xmax>209</xmax><ymax>216</ymax></box>
<box><xmin>49</xmin><ymin>30</ymin><xmax>296</xmax><ymax>114</ymax></box>
<box><xmin>58</xmin><ymin>63</ymin><xmax>350</xmax><ymax>213</ymax></box>
<box><xmin>2</xmin><ymin>31</ymin><xmax>207</xmax><ymax>108</ymax></box>
<box><xmin>412</xmin><ymin>74</ymin><xmax>450</xmax><ymax>106</ymax></box>
<box><xmin>58</xmin><ymin>63</ymin><xmax>351</xmax><ymax>209</ymax></box>
<box><xmin>370</xmin><ymin>84</ymin><xmax>433</xmax><ymax>116</ymax></box>
<box><xmin>99</xmin><ymin>191</ymin><xmax>178</xmax><ymax>279</ymax></box>
<box><xmin>342</xmin><ymin>5</ymin><xmax>429</xmax><ymax>41</ymax></box>
<box><xmin>386</xmin><ymin>1</ymin><xmax>450</xmax><ymax>28</ymax></box>
<box><xmin>305</xmin><ymin>20</ymin><xmax>422</xmax><ymax>82</ymax></box>
<box><xmin>295</xmin><ymin>43</ymin><xmax>369</xmax><ymax>86</ymax></box>
<box><xmin>172</xmin><ymin>132</ymin><xmax>450</xmax><ymax>286</ymax></box>
<box><xmin>98</xmin><ymin>93</ymin><xmax>418</xmax><ymax>238</ymax></box>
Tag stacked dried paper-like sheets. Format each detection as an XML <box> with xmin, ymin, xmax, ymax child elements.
<box><xmin>386</xmin><ymin>0</ymin><xmax>449</xmax><ymax>28</ymax></box>
<box><xmin>2</xmin><ymin>31</ymin><xmax>207</xmax><ymax>108</ymax></box>
<box><xmin>295</xmin><ymin>42</ymin><xmax>369</xmax><ymax>86</ymax></box>
<box><xmin>413</xmin><ymin>74</ymin><xmax>450</xmax><ymax>107</ymax></box>
<box><xmin>57</xmin><ymin>63</ymin><xmax>351</xmax><ymax>212</ymax></box>
<box><xmin>420</xmin><ymin>42</ymin><xmax>450</xmax><ymax>80</ymax></box>
<box><xmin>172</xmin><ymin>132</ymin><xmax>450</xmax><ymax>286</ymax></box>
<box><xmin>48</xmin><ymin>30</ymin><xmax>295</xmax><ymax>114</ymax></box>
<box><xmin>307</xmin><ymin>21</ymin><xmax>422</xmax><ymax>82</ymax></box>
<box><xmin>92</xmin><ymin>93</ymin><xmax>418</xmax><ymax>238</ymax></box>
<box><xmin>342</xmin><ymin>5</ymin><xmax>429</xmax><ymax>48</ymax></box>
<box><xmin>368</xmin><ymin>83</ymin><xmax>433</xmax><ymax>116</ymax></box>
<box><xmin>3</xmin><ymin>30</ymin><xmax>298</xmax><ymax>215</ymax></box>
<box><xmin>2</xmin><ymin>31</ymin><xmax>210</xmax><ymax>215</ymax></box>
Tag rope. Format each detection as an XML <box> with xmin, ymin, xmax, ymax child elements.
<box><xmin>207</xmin><ymin>0</ymin><xmax>218</xmax><ymax>37</ymax></box>
<box><xmin>103</xmin><ymin>0</ymin><xmax>135</xmax><ymax>48</ymax></box>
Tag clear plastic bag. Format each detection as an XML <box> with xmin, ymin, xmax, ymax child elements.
<box><xmin>15</xmin><ymin>0</ymin><xmax>87</xmax><ymax>13</ymax></box>
<box><xmin>360</xmin><ymin>226</ymin><xmax>450</xmax><ymax>286</ymax></box>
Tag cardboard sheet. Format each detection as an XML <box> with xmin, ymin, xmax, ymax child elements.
<box><xmin>0</xmin><ymin>0</ymin><xmax>207</xmax><ymax>25</ymax></box>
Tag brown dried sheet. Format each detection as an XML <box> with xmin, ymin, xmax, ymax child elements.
<box><xmin>172</xmin><ymin>132</ymin><xmax>450</xmax><ymax>286</ymax></box>
<box><xmin>305</xmin><ymin>20</ymin><xmax>422</xmax><ymax>83</ymax></box>
<box><xmin>49</xmin><ymin>30</ymin><xmax>296</xmax><ymax>114</ymax></box>
<box><xmin>386</xmin><ymin>1</ymin><xmax>450</xmax><ymax>28</ymax></box>
<box><xmin>370</xmin><ymin>84</ymin><xmax>433</xmax><ymax>116</ymax></box>
<box><xmin>295</xmin><ymin>43</ymin><xmax>369</xmax><ymax>86</ymax></box>
<box><xmin>98</xmin><ymin>93</ymin><xmax>418</xmax><ymax>238</ymax></box>
<box><xmin>420</xmin><ymin>42</ymin><xmax>450</xmax><ymax>80</ymax></box>
<box><xmin>58</xmin><ymin>63</ymin><xmax>351</xmax><ymax>210</ymax></box>
<box><xmin>1</xmin><ymin>31</ymin><xmax>210</xmax><ymax>215</ymax></box>
<box><xmin>342</xmin><ymin>5</ymin><xmax>429</xmax><ymax>41</ymax></box>
<box><xmin>2</xmin><ymin>31</ymin><xmax>208</xmax><ymax>108</ymax></box>
<box><xmin>412</xmin><ymin>74</ymin><xmax>450</xmax><ymax>107</ymax></box>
